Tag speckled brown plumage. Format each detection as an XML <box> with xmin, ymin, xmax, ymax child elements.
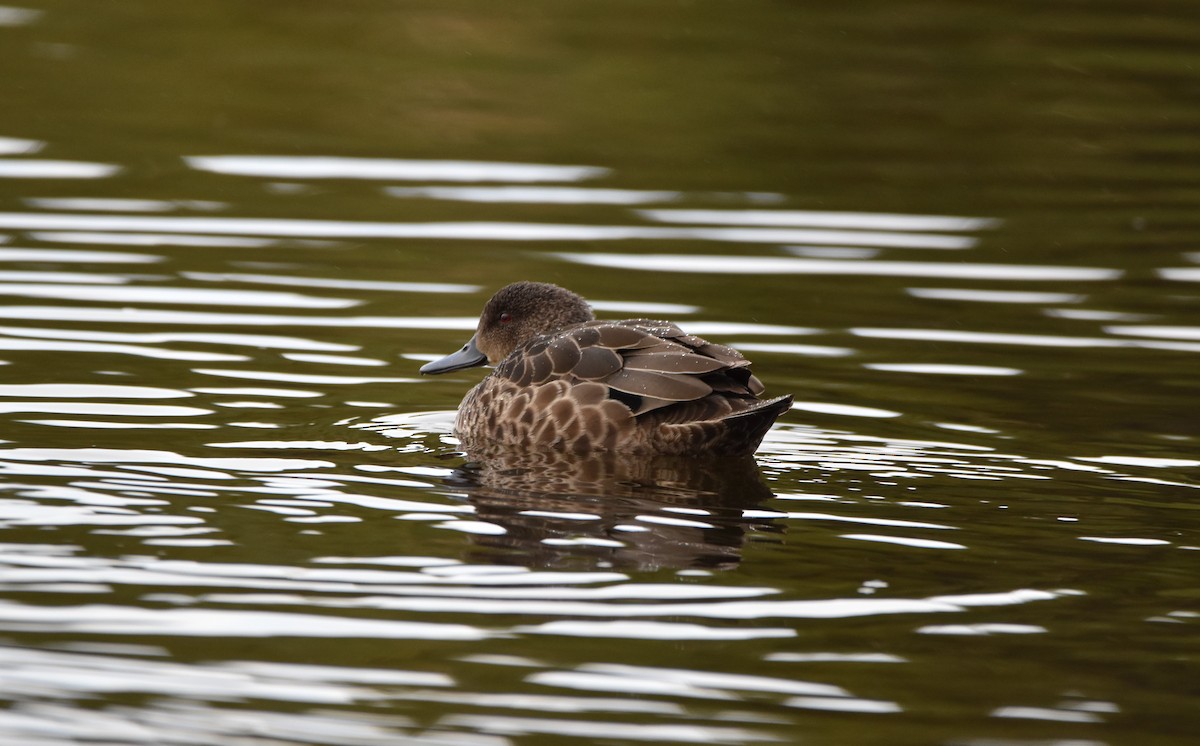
<box><xmin>421</xmin><ymin>282</ymin><xmax>792</xmax><ymax>456</ymax></box>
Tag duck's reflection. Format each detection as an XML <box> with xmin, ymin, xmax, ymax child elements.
<box><xmin>442</xmin><ymin>447</ymin><xmax>782</xmax><ymax>571</ymax></box>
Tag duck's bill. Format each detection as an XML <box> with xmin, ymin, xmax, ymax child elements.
<box><xmin>420</xmin><ymin>336</ymin><xmax>487</xmax><ymax>374</ymax></box>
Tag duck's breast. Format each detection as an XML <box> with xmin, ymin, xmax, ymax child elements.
<box><xmin>456</xmin><ymin>376</ymin><xmax>635</xmax><ymax>451</ymax></box>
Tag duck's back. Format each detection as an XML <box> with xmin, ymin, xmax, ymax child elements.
<box><xmin>454</xmin><ymin>320</ymin><xmax>791</xmax><ymax>456</ymax></box>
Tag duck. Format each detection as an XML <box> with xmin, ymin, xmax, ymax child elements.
<box><xmin>419</xmin><ymin>281</ymin><xmax>792</xmax><ymax>456</ymax></box>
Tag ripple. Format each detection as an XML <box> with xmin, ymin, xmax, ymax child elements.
<box><xmin>183</xmin><ymin>272</ymin><xmax>479</xmax><ymax>294</ymax></box>
<box><xmin>0</xmin><ymin>270</ymin><xmax>143</xmax><ymax>284</ymax></box>
<box><xmin>840</xmin><ymin>534</ymin><xmax>967</xmax><ymax>550</ymax></box>
<box><xmin>0</xmin><ymin>384</ymin><xmax>191</xmax><ymax>399</ymax></box>
<box><xmin>0</xmin><ymin>283</ymin><xmax>358</xmax><ymax>308</ymax></box>
<box><xmin>782</xmin><ymin>512</ymin><xmax>954</xmax><ymax>530</ymax></box>
<box><xmin>187</xmin><ymin>155</ymin><xmax>609</xmax><ymax>182</ymax></box>
<box><xmin>1106</xmin><ymin>325</ymin><xmax>1200</xmax><ymax>341</ymax></box>
<box><xmin>0</xmin><ymin>504</ymin><xmax>203</xmax><ymax>528</ymax></box>
<box><xmin>1077</xmin><ymin>537</ymin><xmax>1171</xmax><ymax>546</ymax></box>
<box><xmin>907</xmin><ymin>288</ymin><xmax>1086</xmax><ymax>304</ymax></box>
<box><xmin>0</xmin><ymin>402</ymin><xmax>211</xmax><ymax>416</ymax></box>
<box><xmin>557</xmin><ymin>252</ymin><xmax>1121</xmax><ymax>280</ymax></box>
<box><xmin>0</xmin><ymin>600</ymin><xmax>489</xmax><ymax>639</ymax></box>
<box><xmin>194</xmin><ymin>368</ymin><xmax>418</xmax><ymax>385</ymax></box>
<box><xmin>788</xmin><ymin>246</ymin><xmax>879</xmax><ymax>258</ymax></box>
<box><xmin>0</xmin><ymin>160</ymin><xmax>120</xmax><ymax>179</ymax></box>
<box><xmin>0</xmin><ymin>305</ymin><xmax>477</xmax><ymax>328</ymax></box>
<box><xmin>197</xmin><ymin>586</ymin><xmax>1067</xmax><ymax>621</ymax></box>
<box><xmin>639</xmin><ymin>208</ymin><xmax>999</xmax><ymax>231</ymax></box>
<box><xmin>865</xmin><ymin>364</ymin><xmax>1023</xmax><ymax>376</ymax></box>
<box><xmin>190</xmin><ymin>387</ymin><xmax>322</xmax><ymax>398</ymax></box>
<box><xmin>852</xmin><ymin>328</ymin><xmax>1131</xmax><ymax>348</ymax></box>
<box><xmin>1078</xmin><ymin>455</ymin><xmax>1199</xmax><ymax>468</ymax></box>
<box><xmin>0</xmin><ymin>701</ymin><xmax>443</xmax><ymax>746</ymax></box>
<box><xmin>764</xmin><ymin>652</ymin><xmax>906</xmax><ymax>663</ymax></box>
<box><xmin>30</xmin><ymin>231</ymin><xmax>277</xmax><ymax>247</ymax></box>
<box><xmin>0</xmin><ymin>325</ymin><xmax>356</xmax><ymax>351</ymax></box>
<box><xmin>729</xmin><ymin>342</ymin><xmax>856</xmax><ymax>357</ymax></box>
<box><xmin>784</xmin><ymin>697</ymin><xmax>901</xmax><ymax>713</ymax></box>
<box><xmin>0</xmin><ymin>247</ymin><xmax>163</xmax><ymax>263</ymax></box>
<box><xmin>0</xmin><ymin>447</ymin><xmax>332</xmax><ymax>471</ymax></box>
<box><xmin>24</xmin><ymin>197</ymin><xmax>181</xmax><ymax>212</ymax></box>
<box><xmin>438</xmin><ymin>714</ymin><xmax>774</xmax><ymax>744</ymax></box>
<box><xmin>0</xmin><ymin>136</ymin><xmax>43</xmax><ymax>154</ymax></box>
<box><xmin>386</xmin><ymin>185</ymin><xmax>682</xmax><ymax>204</ymax></box>
<box><xmin>789</xmin><ymin>402</ymin><xmax>901</xmax><ymax>418</ymax></box>
<box><xmin>1158</xmin><ymin>267</ymin><xmax>1200</xmax><ymax>282</ymax></box>
<box><xmin>0</xmin><ymin>212</ymin><xmax>982</xmax><ymax>247</ymax></box>
<box><xmin>281</xmin><ymin>353</ymin><xmax>386</xmax><ymax>366</ymax></box>
<box><xmin>589</xmin><ymin>300</ymin><xmax>701</xmax><ymax>315</ymax></box>
<box><xmin>917</xmin><ymin>623</ymin><xmax>1046</xmax><ymax>635</ymax></box>
<box><xmin>990</xmin><ymin>706</ymin><xmax>1104</xmax><ymax>724</ymax></box>
<box><xmin>573</xmin><ymin>663</ymin><xmax>850</xmax><ymax>697</ymax></box>
<box><xmin>392</xmin><ymin>688</ymin><xmax>684</xmax><ymax>715</ymax></box>
<box><xmin>0</xmin><ymin>337</ymin><xmax>247</xmax><ymax>361</ymax></box>
<box><xmin>679</xmin><ymin>322</ymin><xmax>818</xmax><ymax>336</ymax></box>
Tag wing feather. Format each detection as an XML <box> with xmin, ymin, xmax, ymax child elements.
<box><xmin>494</xmin><ymin>320</ymin><xmax>764</xmax><ymax>416</ymax></box>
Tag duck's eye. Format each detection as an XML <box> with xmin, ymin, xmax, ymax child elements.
<box><xmin>499</xmin><ymin>312</ymin><xmax>512</xmax><ymax>324</ymax></box>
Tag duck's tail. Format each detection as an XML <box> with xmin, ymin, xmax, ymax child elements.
<box><xmin>712</xmin><ymin>394</ymin><xmax>793</xmax><ymax>456</ymax></box>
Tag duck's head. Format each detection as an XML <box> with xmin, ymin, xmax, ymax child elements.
<box><xmin>420</xmin><ymin>282</ymin><xmax>594</xmax><ymax>374</ymax></box>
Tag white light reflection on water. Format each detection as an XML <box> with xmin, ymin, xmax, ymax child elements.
<box><xmin>730</xmin><ymin>341</ymin><xmax>856</xmax><ymax>357</ymax></box>
<box><xmin>0</xmin><ymin>447</ymin><xmax>332</xmax><ymax>471</ymax></box>
<box><xmin>438</xmin><ymin>714</ymin><xmax>772</xmax><ymax>744</ymax></box>
<box><xmin>186</xmin><ymin>155</ymin><xmax>610</xmax><ymax>182</ymax></box>
<box><xmin>1158</xmin><ymin>267</ymin><xmax>1200</xmax><ymax>282</ymax></box>
<box><xmin>0</xmin><ymin>305</ymin><xmax>479</xmax><ymax>327</ymax></box>
<box><xmin>0</xmin><ymin>402</ymin><xmax>211</xmax><ymax>416</ymax></box>
<box><xmin>23</xmin><ymin>197</ymin><xmax>182</xmax><ymax>212</ymax></box>
<box><xmin>0</xmin><ymin>283</ymin><xmax>359</xmax><ymax>308</ymax></box>
<box><xmin>22</xmin><ymin>419</ymin><xmax>217</xmax><ymax>430</ymax></box>
<box><xmin>184</xmin><ymin>585</ymin><xmax>1071</xmax><ymax>621</ymax></box>
<box><xmin>789</xmin><ymin>402</ymin><xmax>901</xmax><ymax>418</ymax></box>
<box><xmin>556</xmin><ymin>252</ymin><xmax>1121</xmax><ymax>280</ymax></box>
<box><xmin>638</xmin><ymin>208</ymin><xmax>999</xmax><ymax>232</ymax></box>
<box><xmin>1107</xmin><ymin>325</ymin><xmax>1200</xmax><ymax>341</ymax></box>
<box><xmin>0</xmin><ymin>701</ymin><xmax>466</xmax><ymax>746</ymax></box>
<box><xmin>0</xmin><ymin>212</ymin><xmax>976</xmax><ymax>247</ymax></box>
<box><xmin>0</xmin><ymin>247</ymin><xmax>163</xmax><ymax>263</ymax></box>
<box><xmin>590</xmin><ymin>300</ymin><xmax>701</xmax><ymax>315</ymax></box>
<box><xmin>0</xmin><ymin>601</ymin><xmax>490</xmax><ymax>639</ymax></box>
<box><xmin>0</xmin><ymin>161</ymin><xmax>120</xmax><ymax>179</ymax></box>
<box><xmin>840</xmin><ymin>534</ymin><xmax>967</xmax><ymax>550</ymax></box>
<box><xmin>0</xmin><ymin>645</ymin><xmax>453</xmax><ymax>701</ymax></box>
<box><xmin>917</xmin><ymin>623</ymin><xmax>1046</xmax><ymax>635</ymax></box>
<box><xmin>865</xmin><ymin>364</ymin><xmax>1023</xmax><ymax>376</ymax></box>
<box><xmin>853</xmin><ymin>327</ymin><xmax>1134</xmax><ymax>348</ymax></box>
<box><xmin>281</xmin><ymin>352</ymin><xmax>386</xmax><ymax>367</ymax></box>
<box><xmin>0</xmin><ymin>306</ymin><xmax>813</xmax><ymax>337</ymax></box>
<box><xmin>0</xmin><ymin>270</ymin><xmax>139</xmax><ymax>283</ymax></box>
<box><xmin>183</xmin><ymin>272</ymin><xmax>480</xmax><ymax>294</ymax></box>
<box><xmin>386</xmin><ymin>185</ymin><xmax>683</xmax><ymax>204</ymax></box>
<box><xmin>907</xmin><ymin>287</ymin><xmax>1086</xmax><ymax>304</ymax></box>
<box><xmin>0</xmin><ymin>384</ymin><xmax>192</xmax><ymax>398</ymax></box>
<box><xmin>0</xmin><ymin>325</ymin><xmax>358</xmax><ymax>351</ymax></box>
<box><xmin>30</xmin><ymin>231</ymin><xmax>278</xmax><ymax>247</ymax></box>
<box><xmin>0</xmin><ymin>337</ymin><xmax>248</xmax><ymax>361</ymax></box>
<box><xmin>0</xmin><ymin>136</ymin><xmax>44</xmax><ymax>153</ymax></box>
<box><xmin>194</xmin><ymin>368</ymin><xmax>419</xmax><ymax>385</ymax></box>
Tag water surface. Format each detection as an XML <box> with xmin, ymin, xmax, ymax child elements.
<box><xmin>0</xmin><ymin>2</ymin><xmax>1198</xmax><ymax>745</ymax></box>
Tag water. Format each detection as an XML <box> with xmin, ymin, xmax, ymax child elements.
<box><xmin>0</xmin><ymin>2</ymin><xmax>1198</xmax><ymax>744</ymax></box>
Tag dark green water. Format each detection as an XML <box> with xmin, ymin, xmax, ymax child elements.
<box><xmin>0</xmin><ymin>2</ymin><xmax>1197</xmax><ymax>744</ymax></box>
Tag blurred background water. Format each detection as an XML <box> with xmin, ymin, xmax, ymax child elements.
<box><xmin>0</xmin><ymin>2</ymin><xmax>1198</xmax><ymax>744</ymax></box>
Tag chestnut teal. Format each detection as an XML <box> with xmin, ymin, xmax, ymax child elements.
<box><xmin>420</xmin><ymin>282</ymin><xmax>792</xmax><ymax>456</ymax></box>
